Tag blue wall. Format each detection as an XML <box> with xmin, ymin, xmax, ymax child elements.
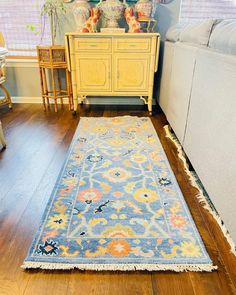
<box><xmin>153</xmin><ymin>0</ymin><xmax>181</xmax><ymax>98</ymax></box>
<box><xmin>155</xmin><ymin>0</ymin><xmax>181</xmax><ymax>40</ymax></box>
<box><xmin>57</xmin><ymin>0</ymin><xmax>181</xmax><ymax>41</ymax></box>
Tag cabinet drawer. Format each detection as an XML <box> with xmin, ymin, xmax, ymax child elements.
<box><xmin>114</xmin><ymin>38</ymin><xmax>151</xmax><ymax>52</ymax></box>
<box><xmin>74</xmin><ymin>38</ymin><xmax>111</xmax><ymax>52</ymax></box>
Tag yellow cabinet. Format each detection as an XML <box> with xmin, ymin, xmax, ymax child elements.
<box><xmin>114</xmin><ymin>54</ymin><xmax>149</xmax><ymax>92</ymax></box>
<box><xmin>65</xmin><ymin>33</ymin><xmax>160</xmax><ymax>115</ymax></box>
<box><xmin>76</xmin><ymin>55</ymin><xmax>111</xmax><ymax>92</ymax></box>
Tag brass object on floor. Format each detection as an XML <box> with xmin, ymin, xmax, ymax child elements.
<box><xmin>0</xmin><ymin>83</ymin><xmax>12</xmax><ymax>109</ymax></box>
<box><xmin>0</xmin><ymin>120</ymin><xmax>6</xmax><ymax>148</ymax></box>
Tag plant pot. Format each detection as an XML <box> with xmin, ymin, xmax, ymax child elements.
<box><xmin>73</xmin><ymin>0</ymin><xmax>91</xmax><ymax>32</ymax></box>
<box><xmin>37</xmin><ymin>46</ymin><xmax>66</xmax><ymax>64</ymax></box>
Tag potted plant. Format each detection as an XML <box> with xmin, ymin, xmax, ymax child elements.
<box><xmin>41</xmin><ymin>0</ymin><xmax>67</xmax><ymax>45</ymax></box>
<box><xmin>37</xmin><ymin>0</ymin><xmax>67</xmax><ymax>63</ymax></box>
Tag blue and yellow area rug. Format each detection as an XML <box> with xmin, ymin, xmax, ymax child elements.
<box><xmin>23</xmin><ymin>117</ymin><xmax>217</xmax><ymax>271</ymax></box>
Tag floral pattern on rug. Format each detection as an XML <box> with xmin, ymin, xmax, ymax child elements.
<box><xmin>23</xmin><ymin>117</ymin><xmax>215</xmax><ymax>271</ymax></box>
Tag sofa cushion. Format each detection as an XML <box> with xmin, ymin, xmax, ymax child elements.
<box><xmin>209</xmin><ymin>19</ymin><xmax>236</xmax><ymax>55</ymax></box>
<box><xmin>179</xmin><ymin>19</ymin><xmax>217</xmax><ymax>46</ymax></box>
<box><xmin>166</xmin><ymin>23</ymin><xmax>188</xmax><ymax>42</ymax></box>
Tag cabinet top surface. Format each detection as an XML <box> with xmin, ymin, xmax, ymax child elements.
<box><xmin>65</xmin><ymin>32</ymin><xmax>160</xmax><ymax>37</ymax></box>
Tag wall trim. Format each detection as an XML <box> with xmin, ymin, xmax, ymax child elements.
<box><xmin>6</xmin><ymin>59</ymin><xmax>38</xmax><ymax>68</ymax></box>
<box><xmin>12</xmin><ymin>96</ymin><xmax>156</xmax><ymax>105</ymax></box>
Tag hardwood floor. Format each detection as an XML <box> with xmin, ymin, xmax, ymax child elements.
<box><xmin>0</xmin><ymin>103</ymin><xmax>235</xmax><ymax>295</ymax></box>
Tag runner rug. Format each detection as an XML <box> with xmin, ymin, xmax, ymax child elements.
<box><xmin>23</xmin><ymin>116</ymin><xmax>216</xmax><ymax>271</ymax></box>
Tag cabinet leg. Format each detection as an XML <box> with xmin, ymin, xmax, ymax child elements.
<box><xmin>148</xmin><ymin>95</ymin><xmax>152</xmax><ymax>116</ymax></box>
<box><xmin>66</xmin><ymin>69</ymin><xmax>72</xmax><ymax>111</ymax></box>
<box><xmin>74</xmin><ymin>98</ymin><xmax>78</xmax><ymax>112</ymax></box>
<box><xmin>80</xmin><ymin>95</ymin><xmax>86</xmax><ymax>104</ymax></box>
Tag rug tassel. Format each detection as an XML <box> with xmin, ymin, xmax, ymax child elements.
<box><xmin>21</xmin><ymin>262</ymin><xmax>217</xmax><ymax>272</ymax></box>
<box><xmin>164</xmin><ymin>125</ymin><xmax>236</xmax><ymax>256</ymax></box>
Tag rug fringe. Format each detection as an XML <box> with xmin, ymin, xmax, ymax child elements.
<box><xmin>164</xmin><ymin>125</ymin><xmax>236</xmax><ymax>256</ymax></box>
<box><xmin>21</xmin><ymin>262</ymin><xmax>217</xmax><ymax>272</ymax></box>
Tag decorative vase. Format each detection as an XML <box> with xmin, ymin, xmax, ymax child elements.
<box><xmin>135</xmin><ymin>0</ymin><xmax>152</xmax><ymax>19</ymax></box>
<box><xmin>99</xmin><ymin>0</ymin><xmax>125</xmax><ymax>28</ymax></box>
<box><xmin>73</xmin><ymin>0</ymin><xmax>91</xmax><ymax>32</ymax></box>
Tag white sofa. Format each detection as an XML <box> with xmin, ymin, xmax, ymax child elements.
<box><xmin>159</xmin><ymin>19</ymin><xmax>236</xmax><ymax>244</ymax></box>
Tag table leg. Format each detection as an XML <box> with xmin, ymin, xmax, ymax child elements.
<box><xmin>42</xmin><ymin>68</ymin><xmax>49</xmax><ymax>108</ymax></box>
<box><xmin>57</xmin><ymin>69</ymin><xmax>63</xmax><ymax>107</ymax></box>
<box><xmin>39</xmin><ymin>67</ymin><xmax>46</xmax><ymax>111</ymax></box>
<box><xmin>51</xmin><ymin>67</ymin><xmax>58</xmax><ymax>112</ymax></box>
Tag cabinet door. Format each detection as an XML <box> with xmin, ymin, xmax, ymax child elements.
<box><xmin>114</xmin><ymin>54</ymin><xmax>149</xmax><ymax>92</ymax></box>
<box><xmin>76</xmin><ymin>55</ymin><xmax>111</xmax><ymax>92</ymax></box>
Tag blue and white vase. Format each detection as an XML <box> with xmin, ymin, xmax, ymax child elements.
<box><xmin>73</xmin><ymin>0</ymin><xmax>91</xmax><ymax>32</ymax></box>
<box><xmin>98</xmin><ymin>0</ymin><xmax>125</xmax><ymax>28</ymax></box>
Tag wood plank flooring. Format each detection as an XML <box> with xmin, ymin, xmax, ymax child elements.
<box><xmin>0</xmin><ymin>104</ymin><xmax>235</xmax><ymax>295</ymax></box>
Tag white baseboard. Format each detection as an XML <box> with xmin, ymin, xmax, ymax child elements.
<box><xmin>12</xmin><ymin>97</ymin><xmax>42</xmax><ymax>104</ymax></box>
<box><xmin>12</xmin><ymin>96</ymin><xmax>156</xmax><ymax>105</ymax></box>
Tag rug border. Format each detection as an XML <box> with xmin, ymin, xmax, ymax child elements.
<box><xmin>22</xmin><ymin>117</ymin><xmax>85</xmax><ymax>263</ymax></box>
<box><xmin>164</xmin><ymin>125</ymin><xmax>236</xmax><ymax>256</ymax></box>
<box><xmin>22</xmin><ymin>261</ymin><xmax>217</xmax><ymax>272</ymax></box>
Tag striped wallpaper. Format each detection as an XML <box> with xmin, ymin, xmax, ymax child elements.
<box><xmin>180</xmin><ymin>0</ymin><xmax>236</xmax><ymax>22</ymax></box>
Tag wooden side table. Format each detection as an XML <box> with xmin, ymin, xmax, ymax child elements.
<box><xmin>37</xmin><ymin>46</ymin><xmax>73</xmax><ymax>112</ymax></box>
